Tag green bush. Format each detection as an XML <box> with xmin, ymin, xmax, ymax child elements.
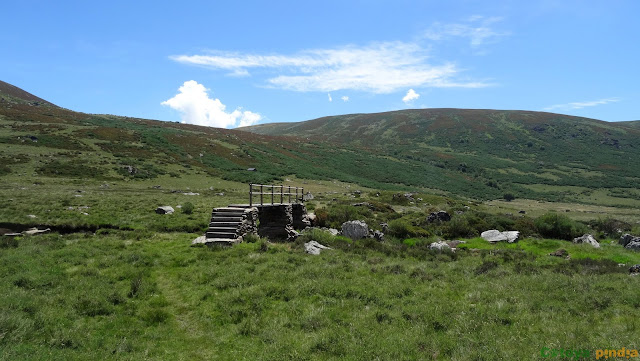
<box><xmin>534</xmin><ymin>212</ymin><xmax>587</xmax><ymax>240</ymax></box>
<box><xmin>182</xmin><ymin>202</ymin><xmax>195</xmax><ymax>215</ymax></box>
<box><xmin>388</xmin><ymin>219</ymin><xmax>430</xmax><ymax>239</ymax></box>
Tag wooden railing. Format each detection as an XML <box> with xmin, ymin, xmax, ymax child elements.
<box><xmin>249</xmin><ymin>183</ymin><xmax>304</xmax><ymax>206</ymax></box>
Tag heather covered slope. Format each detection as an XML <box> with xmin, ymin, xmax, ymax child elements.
<box><xmin>244</xmin><ymin>109</ymin><xmax>640</xmax><ymax>202</ymax></box>
<box><xmin>2</xmin><ymin>80</ymin><xmax>640</xmax><ymax>203</ymax></box>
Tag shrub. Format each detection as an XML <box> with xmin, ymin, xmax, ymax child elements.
<box><xmin>534</xmin><ymin>212</ymin><xmax>587</xmax><ymax>240</ymax></box>
<box><xmin>388</xmin><ymin>219</ymin><xmax>430</xmax><ymax>239</ymax></box>
<box><xmin>242</xmin><ymin>233</ymin><xmax>262</xmax><ymax>243</ymax></box>
<box><xmin>314</xmin><ymin>208</ymin><xmax>329</xmax><ymax>228</ymax></box>
<box><xmin>182</xmin><ymin>202</ymin><xmax>195</xmax><ymax>215</ymax></box>
<box><xmin>589</xmin><ymin>217</ymin><xmax>630</xmax><ymax>237</ymax></box>
<box><xmin>503</xmin><ymin>193</ymin><xmax>515</xmax><ymax>202</ymax></box>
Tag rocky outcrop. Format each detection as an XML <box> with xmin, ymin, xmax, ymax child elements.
<box><xmin>573</xmin><ymin>234</ymin><xmax>600</xmax><ymax>248</ymax></box>
<box><xmin>155</xmin><ymin>206</ymin><xmax>174</xmax><ymax>214</ymax></box>
<box><xmin>630</xmin><ymin>264</ymin><xmax>640</xmax><ymax>274</ymax></box>
<box><xmin>341</xmin><ymin>220</ymin><xmax>369</xmax><ymax>240</ymax></box>
<box><xmin>481</xmin><ymin>230</ymin><xmax>519</xmax><ymax>243</ymax></box>
<box><xmin>372</xmin><ymin>230</ymin><xmax>384</xmax><ymax>242</ymax></box>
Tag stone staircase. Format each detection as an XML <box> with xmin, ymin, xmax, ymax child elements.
<box><xmin>201</xmin><ymin>206</ymin><xmax>257</xmax><ymax>245</ymax></box>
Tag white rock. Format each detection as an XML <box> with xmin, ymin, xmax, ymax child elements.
<box><xmin>429</xmin><ymin>241</ymin><xmax>451</xmax><ymax>252</ymax></box>
<box><xmin>155</xmin><ymin>206</ymin><xmax>174</xmax><ymax>215</ymax></box>
<box><xmin>481</xmin><ymin>230</ymin><xmax>519</xmax><ymax>243</ymax></box>
<box><xmin>572</xmin><ymin>234</ymin><xmax>600</xmax><ymax>248</ymax></box>
<box><xmin>304</xmin><ymin>241</ymin><xmax>332</xmax><ymax>255</ymax></box>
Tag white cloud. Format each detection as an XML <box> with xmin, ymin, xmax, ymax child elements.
<box><xmin>170</xmin><ymin>42</ymin><xmax>489</xmax><ymax>94</ymax></box>
<box><xmin>328</xmin><ymin>93</ymin><xmax>332</xmax><ymax>102</ymax></box>
<box><xmin>543</xmin><ymin>97</ymin><xmax>620</xmax><ymax>112</ymax></box>
<box><xmin>402</xmin><ymin>89</ymin><xmax>420</xmax><ymax>104</ymax></box>
<box><xmin>341</xmin><ymin>96</ymin><xmax>349</xmax><ymax>102</ymax></box>
<box><xmin>424</xmin><ymin>16</ymin><xmax>508</xmax><ymax>48</ymax></box>
<box><xmin>161</xmin><ymin>80</ymin><xmax>262</xmax><ymax>128</ymax></box>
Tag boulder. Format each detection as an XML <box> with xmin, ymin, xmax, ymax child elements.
<box><xmin>23</xmin><ymin>228</ymin><xmax>51</xmax><ymax>235</ymax></box>
<box><xmin>372</xmin><ymin>230</ymin><xmax>384</xmax><ymax>242</ymax></box>
<box><xmin>304</xmin><ymin>241</ymin><xmax>331</xmax><ymax>255</ymax></box>
<box><xmin>341</xmin><ymin>220</ymin><xmax>369</xmax><ymax>240</ymax></box>
<box><xmin>481</xmin><ymin>230</ymin><xmax>519</xmax><ymax>243</ymax></box>
<box><xmin>626</xmin><ymin>241</ymin><xmax>640</xmax><ymax>251</ymax></box>
<box><xmin>429</xmin><ymin>241</ymin><xmax>451</xmax><ymax>252</ymax></box>
<box><xmin>155</xmin><ymin>206</ymin><xmax>174</xmax><ymax>215</ymax></box>
<box><xmin>427</xmin><ymin>211</ymin><xmax>451</xmax><ymax>223</ymax></box>
<box><xmin>630</xmin><ymin>264</ymin><xmax>640</xmax><ymax>274</ymax></box>
<box><xmin>572</xmin><ymin>234</ymin><xmax>600</xmax><ymax>248</ymax></box>
<box><xmin>620</xmin><ymin>234</ymin><xmax>640</xmax><ymax>247</ymax></box>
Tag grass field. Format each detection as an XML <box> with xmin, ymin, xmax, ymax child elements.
<box><xmin>1</xmin><ymin>229</ymin><xmax>639</xmax><ymax>360</ymax></box>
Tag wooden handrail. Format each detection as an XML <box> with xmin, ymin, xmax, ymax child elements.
<box><xmin>249</xmin><ymin>183</ymin><xmax>305</xmax><ymax>206</ymax></box>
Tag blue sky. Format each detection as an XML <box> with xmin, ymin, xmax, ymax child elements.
<box><xmin>2</xmin><ymin>0</ymin><xmax>639</xmax><ymax>128</ymax></box>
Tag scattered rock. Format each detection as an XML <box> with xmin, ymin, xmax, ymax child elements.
<box><xmin>341</xmin><ymin>220</ymin><xmax>369</xmax><ymax>240</ymax></box>
<box><xmin>429</xmin><ymin>241</ymin><xmax>451</xmax><ymax>252</ymax></box>
<box><xmin>549</xmin><ymin>249</ymin><xmax>569</xmax><ymax>258</ymax></box>
<box><xmin>518</xmin><ymin>210</ymin><xmax>526</xmax><ymax>214</ymax></box>
<box><xmin>303</xmin><ymin>192</ymin><xmax>314</xmax><ymax>201</ymax></box>
<box><xmin>481</xmin><ymin>230</ymin><xmax>519</xmax><ymax>243</ymax></box>
<box><xmin>572</xmin><ymin>234</ymin><xmax>600</xmax><ymax>248</ymax></box>
<box><xmin>620</xmin><ymin>234</ymin><xmax>640</xmax><ymax>247</ymax></box>
<box><xmin>626</xmin><ymin>241</ymin><xmax>640</xmax><ymax>251</ymax></box>
<box><xmin>307</xmin><ymin>213</ymin><xmax>317</xmax><ymax>226</ymax></box>
<box><xmin>630</xmin><ymin>264</ymin><xmax>640</xmax><ymax>274</ymax></box>
<box><xmin>380</xmin><ymin>223</ymin><xmax>389</xmax><ymax>233</ymax></box>
<box><xmin>326</xmin><ymin>228</ymin><xmax>339</xmax><ymax>236</ymax></box>
<box><xmin>155</xmin><ymin>206</ymin><xmax>174</xmax><ymax>215</ymax></box>
<box><xmin>191</xmin><ymin>236</ymin><xmax>207</xmax><ymax>245</ymax></box>
<box><xmin>304</xmin><ymin>241</ymin><xmax>332</xmax><ymax>255</ymax></box>
<box><xmin>183</xmin><ymin>192</ymin><xmax>200</xmax><ymax>196</ymax></box>
<box><xmin>152</xmin><ymin>185</ymin><xmax>162</xmax><ymax>189</ymax></box>
<box><xmin>27</xmin><ymin>214</ymin><xmax>37</xmax><ymax>219</ymax></box>
<box><xmin>372</xmin><ymin>230</ymin><xmax>384</xmax><ymax>242</ymax></box>
<box><xmin>427</xmin><ymin>211</ymin><xmax>451</xmax><ymax>223</ymax></box>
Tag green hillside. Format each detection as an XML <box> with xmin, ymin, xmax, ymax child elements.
<box><xmin>2</xmin><ymin>80</ymin><xmax>640</xmax><ymax>205</ymax></box>
<box><xmin>244</xmin><ymin>109</ymin><xmax>640</xmax><ymax>203</ymax></box>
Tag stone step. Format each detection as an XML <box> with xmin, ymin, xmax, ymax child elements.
<box><xmin>227</xmin><ymin>204</ymin><xmax>252</xmax><ymax>208</ymax></box>
<box><xmin>209</xmin><ymin>216</ymin><xmax>243</xmax><ymax>222</ymax></box>
<box><xmin>206</xmin><ymin>231</ymin><xmax>237</xmax><ymax>239</ymax></box>
<box><xmin>209</xmin><ymin>221</ymin><xmax>243</xmax><ymax>228</ymax></box>
<box><xmin>213</xmin><ymin>207</ymin><xmax>248</xmax><ymax>212</ymax></box>
<box><xmin>211</xmin><ymin>211</ymin><xmax>244</xmax><ymax>217</ymax></box>
<box><xmin>207</xmin><ymin>226</ymin><xmax>238</xmax><ymax>233</ymax></box>
<box><xmin>205</xmin><ymin>238</ymin><xmax>240</xmax><ymax>245</ymax></box>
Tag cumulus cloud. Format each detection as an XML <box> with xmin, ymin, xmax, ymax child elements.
<box><xmin>328</xmin><ymin>93</ymin><xmax>332</xmax><ymax>102</ymax></box>
<box><xmin>543</xmin><ymin>97</ymin><xmax>620</xmax><ymax>112</ymax></box>
<box><xmin>170</xmin><ymin>42</ymin><xmax>489</xmax><ymax>94</ymax></box>
<box><xmin>341</xmin><ymin>96</ymin><xmax>349</xmax><ymax>102</ymax></box>
<box><xmin>161</xmin><ymin>80</ymin><xmax>262</xmax><ymax>128</ymax></box>
<box><xmin>424</xmin><ymin>16</ymin><xmax>508</xmax><ymax>48</ymax></box>
<box><xmin>402</xmin><ymin>89</ymin><xmax>420</xmax><ymax>104</ymax></box>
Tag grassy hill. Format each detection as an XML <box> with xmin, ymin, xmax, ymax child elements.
<box><xmin>244</xmin><ymin>109</ymin><xmax>640</xmax><ymax>203</ymax></box>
